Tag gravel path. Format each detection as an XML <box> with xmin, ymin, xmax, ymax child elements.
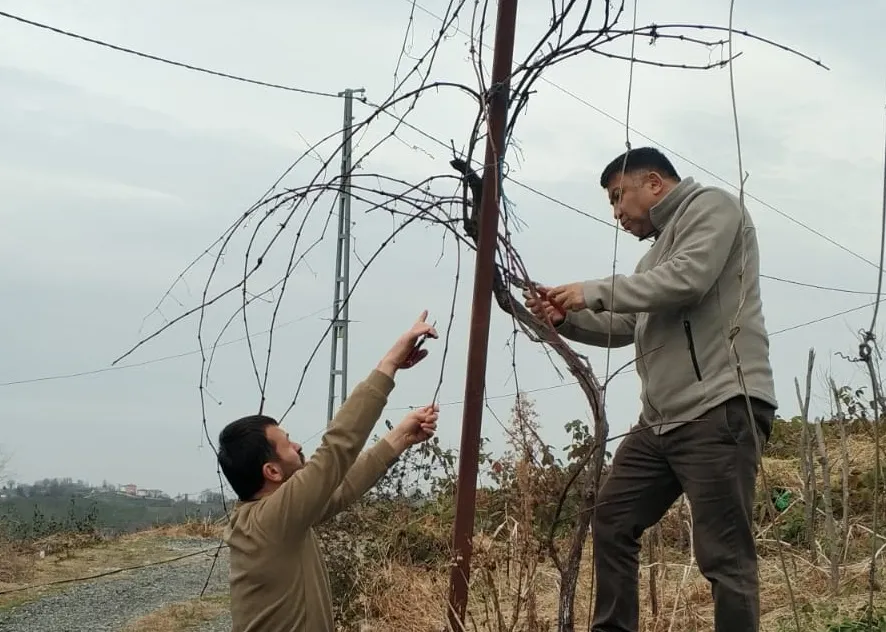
<box><xmin>0</xmin><ymin>537</ymin><xmax>231</xmax><ymax>632</ymax></box>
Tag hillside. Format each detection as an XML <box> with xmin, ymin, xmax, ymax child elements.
<box><xmin>0</xmin><ymin>479</ymin><xmax>227</xmax><ymax>541</ymax></box>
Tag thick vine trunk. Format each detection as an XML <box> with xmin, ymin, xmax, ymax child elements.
<box><xmin>452</xmin><ymin>158</ymin><xmax>608</xmax><ymax>632</ymax></box>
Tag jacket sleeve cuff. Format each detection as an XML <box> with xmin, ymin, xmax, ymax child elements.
<box><xmin>582</xmin><ymin>280</ymin><xmax>605</xmax><ymax>313</ymax></box>
<box><xmin>365</xmin><ymin>369</ymin><xmax>396</xmax><ymax>397</ymax></box>
<box><xmin>556</xmin><ymin>312</ymin><xmax>580</xmax><ymax>337</ymax></box>
<box><xmin>371</xmin><ymin>437</ymin><xmax>400</xmax><ymax>467</ymax></box>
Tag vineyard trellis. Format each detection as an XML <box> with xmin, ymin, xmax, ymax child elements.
<box><xmin>106</xmin><ymin>1</ymin><xmax>844</xmax><ymax>630</ymax></box>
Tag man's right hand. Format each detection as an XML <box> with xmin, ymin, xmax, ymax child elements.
<box><xmin>376</xmin><ymin>310</ymin><xmax>438</xmax><ymax>378</ymax></box>
<box><xmin>522</xmin><ymin>285</ymin><xmax>566</xmax><ymax>326</ymax></box>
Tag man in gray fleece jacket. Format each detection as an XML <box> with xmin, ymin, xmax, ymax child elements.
<box><xmin>524</xmin><ymin>147</ymin><xmax>778</xmax><ymax>632</ymax></box>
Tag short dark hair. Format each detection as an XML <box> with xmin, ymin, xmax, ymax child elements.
<box><xmin>218</xmin><ymin>414</ymin><xmax>279</xmax><ymax>501</ymax></box>
<box><xmin>599</xmin><ymin>146</ymin><xmax>681</xmax><ymax>189</ymax></box>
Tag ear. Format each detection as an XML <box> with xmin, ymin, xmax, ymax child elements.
<box><xmin>262</xmin><ymin>461</ymin><xmax>284</xmax><ymax>483</ymax></box>
<box><xmin>646</xmin><ymin>171</ymin><xmax>665</xmax><ymax>195</ymax></box>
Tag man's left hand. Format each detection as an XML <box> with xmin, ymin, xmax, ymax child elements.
<box><xmin>386</xmin><ymin>404</ymin><xmax>439</xmax><ymax>454</ymax></box>
<box><xmin>546</xmin><ymin>282</ymin><xmax>586</xmax><ymax>312</ymax></box>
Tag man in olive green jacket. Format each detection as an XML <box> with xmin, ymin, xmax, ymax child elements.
<box><xmin>525</xmin><ymin>147</ymin><xmax>778</xmax><ymax>632</ymax></box>
<box><xmin>218</xmin><ymin>312</ymin><xmax>439</xmax><ymax>632</ymax></box>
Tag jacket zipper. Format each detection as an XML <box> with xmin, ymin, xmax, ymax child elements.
<box><xmin>682</xmin><ymin>320</ymin><xmax>703</xmax><ymax>381</ymax></box>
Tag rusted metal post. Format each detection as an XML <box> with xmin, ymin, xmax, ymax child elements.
<box><xmin>446</xmin><ymin>0</ymin><xmax>519</xmax><ymax>628</ymax></box>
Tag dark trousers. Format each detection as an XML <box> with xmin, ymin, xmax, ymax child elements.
<box><xmin>591</xmin><ymin>395</ymin><xmax>774</xmax><ymax>632</ymax></box>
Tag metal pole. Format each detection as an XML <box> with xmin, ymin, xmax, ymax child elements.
<box><xmin>446</xmin><ymin>0</ymin><xmax>519</xmax><ymax>626</ymax></box>
<box><xmin>327</xmin><ymin>87</ymin><xmax>364</xmax><ymax>424</ymax></box>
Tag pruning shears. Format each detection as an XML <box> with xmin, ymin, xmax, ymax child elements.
<box><xmin>414</xmin><ymin>319</ymin><xmax>438</xmax><ymax>352</ymax></box>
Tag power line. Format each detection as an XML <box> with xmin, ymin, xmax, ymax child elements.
<box><xmin>388</xmin><ymin>381</ymin><xmax>571</xmax><ymax>411</ymax></box>
<box><xmin>404</xmin><ymin>0</ymin><xmax>879</xmax><ymax>272</ymax></box>
<box><xmin>508</xmin><ymin>178</ymin><xmax>612</xmax><ymax>228</ymax></box>
<box><xmin>0</xmin><ymin>9</ymin><xmax>873</xmax><ymax>388</ymax></box>
<box><xmin>0</xmin><ymin>10</ymin><xmax>343</xmax><ymax>99</ymax></box>
<box><xmin>5</xmin><ymin>5</ymin><xmax>872</xmax><ymax>278</ymax></box>
<box><xmin>2</xmin><ymin>127</ymin><xmax>820</xmax><ymax>402</ymax></box>
<box><xmin>366</xmin><ymin>100</ymin><xmax>877</xmax><ymax>298</ymax></box>
<box><xmin>2</xmin><ymin>269</ymin><xmax>865</xmax><ymax>390</ymax></box>
<box><xmin>0</xmin><ymin>124</ymin><xmax>869</xmax><ymax>390</ymax></box>
<box><xmin>537</xmin><ymin>80</ymin><xmax>878</xmax><ymax>270</ymax></box>
<box><xmin>294</xmin><ymin>296</ymin><xmax>882</xmax><ymax>452</ymax></box>
<box><xmin>759</xmin><ymin>274</ymin><xmax>875</xmax><ymax>296</ymax></box>
<box><xmin>382</xmin><ymin>297</ymin><xmax>886</xmax><ymax>412</ymax></box>
<box><xmin>3</xmin><ymin>6</ymin><xmax>873</xmax><ymax>272</ymax></box>
<box><xmin>0</xmin><ymin>306</ymin><xmax>331</xmax><ymax>388</ymax></box>
<box><xmin>768</xmin><ymin>298</ymin><xmax>885</xmax><ymax>335</ymax></box>
<box><xmin>365</xmin><ymin>98</ymin><xmax>615</xmax><ymax>229</ymax></box>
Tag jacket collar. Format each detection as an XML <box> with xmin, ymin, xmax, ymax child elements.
<box><xmin>645</xmin><ymin>177</ymin><xmax>702</xmax><ymax>239</ymax></box>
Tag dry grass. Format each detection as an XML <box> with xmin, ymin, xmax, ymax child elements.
<box><xmin>348</xmin><ymin>417</ymin><xmax>886</xmax><ymax>631</ymax></box>
<box><xmin>762</xmin><ymin>435</ymin><xmax>881</xmax><ymax>493</ymax></box>
<box><xmin>148</xmin><ymin>517</ymin><xmax>225</xmax><ymax>540</ymax></box>
<box><xmin>761</xmin><ymin>457</ymin><xmax>804</xmax><ymax>490</ymax></box>
<box><xmin>350</xmin><ymin>464</ymin><xmax>886</xmax><ymax>632</ymax></box>
<box><xmin>354</xmin><ymin>543</ymin><xmax>886</xmax><ymax>632</ymax></box>
<box><xmin>0</xmin><ymin>537</ymin><xmax>33</xmax><ymax>586</ymax></box>
<box><xmin>0</xmin><ymin>525</ymin><xmax>219</xmax><ymax>609</ymax></box>
<box><xmin>120</xmin><ymin>595</ymin><xmax>229</xmax><ymax>632</ymax></box>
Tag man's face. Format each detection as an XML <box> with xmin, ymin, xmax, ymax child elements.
<box><xmin>263</xmin><ymin>425</ymin><xmax>305</xmax><ymax>484</ymax></box>
<box><xmin>605</xmin><ymin>170</ymin><xmax>662</xmax><ymax>238</ymax></box>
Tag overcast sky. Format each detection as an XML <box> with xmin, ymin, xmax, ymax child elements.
<box><xmin>1</xmin><ymin>0</ymin><xmax>884</xmax><ymax>497</ymax></box>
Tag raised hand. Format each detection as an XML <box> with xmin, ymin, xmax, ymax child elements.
<box><xmin>377</xmin><ymin>310</ymin><xmax>439</xmax><ymax>377</ymax></box>
<box><xmin>387</xmin><ymin>403</ymin><xmax>440</xmax><ymax>453</ymax></box>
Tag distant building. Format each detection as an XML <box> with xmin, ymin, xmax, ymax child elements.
<box><xmin>116</xmin><ymin>484</ymin><xmax>169</xmax><ymax>499</ymax></box>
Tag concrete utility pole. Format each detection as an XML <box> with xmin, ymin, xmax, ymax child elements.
<box><xmin>327</xmin><ymin>87</ymin><xmax>365</xmax><ymax>425</ymax></box>
<box><xmin>446</xmin><ymin>0</ymin><xmax>519</xmax><ymax>627</ymax></box>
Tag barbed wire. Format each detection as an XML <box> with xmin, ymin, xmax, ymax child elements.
<box><xmin>0</xmin><ymin>10</ymin><xmax>345</xmax><ymax>99</ymax></box>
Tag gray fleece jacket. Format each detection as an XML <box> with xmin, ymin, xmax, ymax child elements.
<box><xmin>557</xmin><ymin>177</ymin><xmax>778</xmax><ymax>433</ymax></box>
